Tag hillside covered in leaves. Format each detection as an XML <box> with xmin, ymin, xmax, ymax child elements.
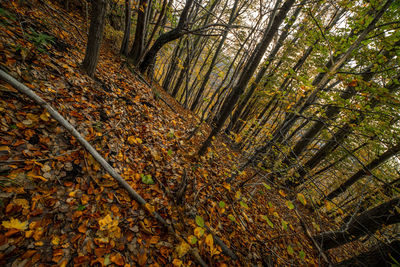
<box><xmin>1</xmin><ymin>0</ymin><xmax>400</xmax><ymax>266</ymax></box>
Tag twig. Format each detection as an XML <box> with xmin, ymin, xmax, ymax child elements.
<box><xmin>0</xmin><ymin>148</ymin><xmax>81</xmax><ymax>165</ymax></box>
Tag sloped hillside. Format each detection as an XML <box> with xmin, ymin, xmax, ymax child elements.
<box><xmin>0</xmin><ymin>1</ymin><xmax>361</xmax><ymax>266</ymax></box>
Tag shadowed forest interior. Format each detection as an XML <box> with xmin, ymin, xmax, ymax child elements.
<box><xmin>0</xmin><ymin>0</ymin><xmax>400</xmax><ymax>266</ymax></box>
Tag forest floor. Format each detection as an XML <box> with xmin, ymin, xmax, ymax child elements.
<box><xmin>0</xmin><ymin>1</ymin><xmax>364</xmax><ymax>266</ymax></box>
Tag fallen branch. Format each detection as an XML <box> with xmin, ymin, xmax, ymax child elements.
<box><xmin>0</xmin><ymin>69</ymin><xmax>208</xmax><ymax>267</ymax></box>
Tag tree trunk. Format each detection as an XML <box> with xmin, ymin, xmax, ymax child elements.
<box><xmin>325</xmin><ymin>142</ymin><xmax>400</xmax><ymax>202</ymax></box>
<box><xmin>129</xmin><ymin>0</ymin><xmax>149</xmax><ymax>65</ymax></box>
<box><xmin>314</xmin><ymin>198</ymin><xmax>400</xmax><ymax>250</ymax></box>
<box><xmin>242</xmin><ymin>0</ymin><xmax>393</xmax><ymax>170</ymax></box>
<box><xmin>198</xmin><ymin>0</ymin><xmax>297</xmax><ymax>156</ymax></box>
<box><xmin>296</xmin><ymin>73</ymin><xmax>400</xmax><ymax>184</ymax></box>
<box><xmin>225</xmin><ymin>1</ymin><xmax>304</xmax><ymax>134</ymax></box>
<box><xmin>282</xmin><ymin>40</ymin><xmax>400</xmax><ymax>180</ymax></box>
<box><xmin>145</xmin><ymin>0</ymin><xmax>167</xmax><ymax>51</ymax></box>
<box><xmin>189</xmin><ymin>0</ymin><xmax>241</xmax><ymax>112</ymax></box>
<box><xmin>162</xmin><ymin>39</ymin><xmax>184</xmax><ymax>92</ymax></box>
<box><xmin>82</xmin><ymin>0</ymin><xmax>107</xmax><ymax>77</ymax></box>
<box><xmin>120</xmin><ymin>0</ymin><xmax>132</xmax><ymax>55</ymax></box>
<box><xmin>139</xmin><ymin>0</ymin><xmax>194</xmax><ymax>73</ymax></box>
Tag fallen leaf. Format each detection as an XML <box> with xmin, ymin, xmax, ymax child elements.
<box><xmin>2</xmin><ymin>218</ymin><xmax>28</xmax><ymax>231</ymax></box>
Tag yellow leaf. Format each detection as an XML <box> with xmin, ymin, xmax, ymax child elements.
<box><xmin>110</xmin><ymin>253</ymin><xmax>125</xmax><ymax>266</ymax></box>
<box><xmin>279</xmin><ymin>190</ymin><xmax>287</xmax><ymax>197</ymax></box>
<box><xmin>99</xmin><ymin>215</ymin><xmax>113</xmax><ymax>230</ymax></box>
<box><xmin>223</xmin><ymin>183</ymin><xmax>231</xmax><ymax>192</ymax></box>
<box><xmin>172</xmin><ymin>259</ymin><xmax>183</xmax><ymax>267</ymax></box>
<box><xmin>194</xmin><ymin>227</ymin><xmax>204</xmax><ymax>238</ymax></box>
<box><xmin>297</xmin><ymin>193</ymin><xmax>307</xmax><ymax>205</ymax></box>
<box><xmin>176</xmin><ymin>241</ymin><xmax>190</xmax><ymax>258</ymax></box>
<box><xmin>205</xmin><ymin>234</ymin><xmax>213</xmax><ymax>248</ymax></box>
<box><xmin>127</xmin><ymin>136</ymin><xmax>136</xmax><ymax>145</ymax></box>
<box><xmin>2</xmin><ymin>218</ymin><xmax>28</xmax><ymax>231</ymax></box>
<box><xmin>128</xmin><ymin>136</ymin><xmax>142</xmax><ymax>145</ymax></box>
<box><xmin>51</xmin><ymin>236</ymin><xmax>60</xmax><ymax>245</ymax></box>
<box><xmin>40</xmin><ymin>111</ymin><xmax>50</xmax><ymax>122</ymax></box>
<box><xmin>145</xmin><ymin>203</ymin><xmax>155</xmax><ymax>213</ymax></box>
<box><xmin>235</xmin><ymin>191</ymin><xmax>241</xmax><ymax>199</ymax></box>
<box><xmin>325</xmin><ymin>201</ymin><xmax>332</xmax><ymax>211</ymax></box>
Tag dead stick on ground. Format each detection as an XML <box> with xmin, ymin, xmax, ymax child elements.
<box><xmin>0</xmin><ymin>69</ymin><xmax>208</xmax><ymax>267</ymax></box>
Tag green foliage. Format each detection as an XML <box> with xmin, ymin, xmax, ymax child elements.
<box><xmin>141</xmin><ymin>174</ymin><xmax>154</xmax><ymax>185</ymax></box>
<box><xmin>77</xmin><ymin>204</ymin><xmax>86</xmax><ymax>211</ymax></box>
<box><xmin>27</xmin><ymin>28</ymin><xmax>54</xmax><ymax>53</ymax></box>
<box><xmin>195</xmin><ymin>215</ymin><xmax>204</xmax><ymax>227</ymax></box>
<box><xmin>261</xmin><ymin>215</ymin><xmax>274</xmax><ymax>228</ymax></box>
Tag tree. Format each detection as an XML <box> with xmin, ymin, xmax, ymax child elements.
<box><xmin>282</xmin><ymin>40</ymin><xmax>400</xmax><ymax>186</ymax></box>
<box><xmin>324</xmin><ymin>142</ymin><xmax>400</xmax><ymax>202</ymax></box>
<box><xmin>225</xmin><ymin>0</ymin><xmax>305</xmax><ymax>134</ymax></box>
<box><xmin>314</xmin><ymin>197</ymin><xmax>400</xmax><ymax>250</ymax></box>
<box><xmin>138</xmin><ymin>0</ymin><xmax>194</xmax><ymax>73</ymax></box>
<box><xmin>120</xmin><ymin>0</ymin><xmax>132</xmax><ymax>55</ymax></box>
<box><xmin>295</xmin><ymin>72</ymin><xmax>400</xmax><ymax>186</ymax></box>
<box><xmin>189</xmin><ymin>0</ymin><xmax>241</xmax><ymax>112</ymax></box>
<box><xmin>198</xmin><ymin>0</ymin><xmax>297</xmax><ymax>156</ymax></box>
<box><xmin>240</xmin><ymin>0</ymin><xmax>394</xmax><ymax>172</ymax></box>
<box><xmin>82</xmin><ymin>0</ymin><xmax>107</xmax><ymax>77</ymax></box>
<box><xmin>129</xmin><ymin>0</ymin><xmax>149</xmax><ymax>64</ymax></box>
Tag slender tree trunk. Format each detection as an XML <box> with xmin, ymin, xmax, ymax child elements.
<box><xmin>139</xmin><ymin>0</ymin><xmax>194</xmax><ymax>73</ymax></box>
<box><xmin>82</xmin><ymin>0</ymin><xmax>107</xmax><ymax>77</ymax></box>
<box><xmin>225</xmin><ymin>1</ymin><xmax>304</xmax><ymax>134</ymax></box>
<box><xmin>282</xmin><ymin>41</ymin><xmax>400</xmax><ymax>179</ymax></box>
<box><xmin>325</xmin><ymin>143</ymin><xmax>400</xmax><ymax>202</ymax></box>
<box><xmin>120</xmin><ymin>0</ymin><xmax>132</xmax><ymax>55</ymax></box>
<box><xmin>129</xmin><ymin>0</ymin><xmax>149</xmax><ymax>65</ymax></box>
<box><xmin>171</xmin><ymin>0</ymin><xmax>220</xmax><ymax>98</ymax></box>
<box><xmin>189</xmin><ymin>0</ymin><xmax>241</xmax><ymax>112</ymax></box>
<box><xmin>242</xmin><ymin>0</ymin><xmax>393</xmax><ymax>170</ymax></box>
<box><xmin>297</xmin><ymin>73</ymin><xmax>400</xmax><ymax>183</ymax></box>
<box><xmin>314</xmin><ymin>198</ymin><xmax>400</xmax><ymax>250</ymax></box>
<box><xmin>145</xmin><ymin>0</ymin><xmax>168</xmax><ymax>50</ymax></box>
<box><xmin>198</xmin><ymin>0</ymin><xmax>297</xmax><ymax>156</ymax></box>
<box><xmin>162</xmin><ymin>39</ymin><xmax>184</xmax><ymax>91</ymax></box>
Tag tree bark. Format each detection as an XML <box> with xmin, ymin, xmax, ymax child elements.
<box><xmin>314</xmin><ymin>198</ymin><xmax>400</xmax><ymax>250</ymax></box>
<box><xmin>120</xmin><ymin>0</ymin><xmax>132</xmax><ymax>55</ymax></box>
<box><xmin>82</xmin><ymin>0</ymin><xmax>107</xmax><ymax>77</ymax></box>
<box><xmin>129</xmin><ymin>0</ymin><xmax>149</xmax><ymax>65</ymax></box>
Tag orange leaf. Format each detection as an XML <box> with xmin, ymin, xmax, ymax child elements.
<box><xmin>111</xmin><ymin>253</ymin><xmax>125</xmax><ymax>266</ymax></box>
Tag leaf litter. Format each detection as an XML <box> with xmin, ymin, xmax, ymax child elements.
<box><xmin>0</xmin><ymin>0</ymin><xmax>359</xmax><ymax>266</ymax></box>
